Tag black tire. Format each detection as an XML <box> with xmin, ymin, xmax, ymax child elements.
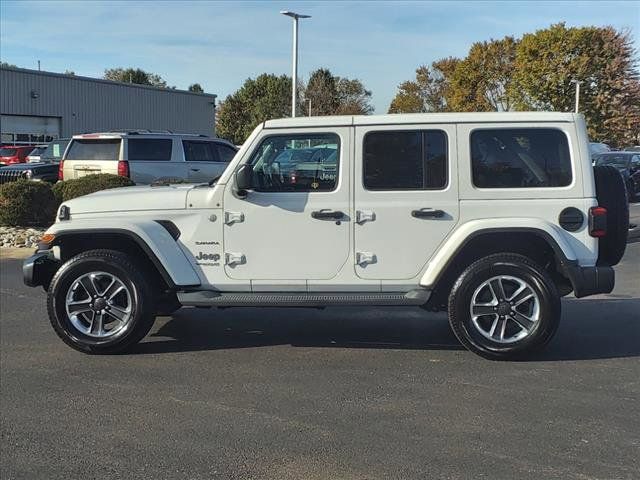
<box><xmin>448</xmin><ymin>253</ymin><xmax>561</xmax><ymax>360</ymax></box>
<box><xmin>47</xmin><ymin>249</ymin><xmax>156</xmax><ymax>354</ymax></box>
<box><xmin>593</xmin><ymin>165</ymin><xmax>628</xmax><ymax>266</ymax></box>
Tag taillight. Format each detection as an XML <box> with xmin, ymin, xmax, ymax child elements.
<box><xmin>589</xmin><ymin>206</ymin><xmax>607</xmax><ymax>237</ymax></box>
<box><xmin>58</xmin><ymin>160</ymin><xmax>64</xmax><ymax>181</ymax></box>
<box><xmin>117</xmin><ymin>160</ymin><xmax>130</xmax><ymax>178</ymax></box>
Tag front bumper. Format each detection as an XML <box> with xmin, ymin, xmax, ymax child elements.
<box><xmin>564</xmin><ymin>262</ymin><xmax>615</xmax><ymax>298</ymax></box>
<box><xmin>23</xmin><ymin>250</ymin><xmax>59</xmax><ymax>289</ymax></box>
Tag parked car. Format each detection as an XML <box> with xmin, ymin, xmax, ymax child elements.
<box><xmin>24</xmin><ymin>112</ymin><xmax>628</xmax><ymax>360</ymax></box>
<box><xmin>26</xmin><ymin>145</ymin><xmax>49</xmax><ymax>163</ymax></box>
<box><xmin>0</xmin><ymin>145</ymin><xmax>35</xmax><ymax>165</ymax></box>
<box><xmin>589</xmin><ymin>142</ymin><xmax>611</xmax><ymax>164</ymax></box>
<box><xmin>27</xmin><ymin>138</ymin><xmax>71</xmax><ymax>163</ymax></box>
<box><xmin>59</xmin><ymin>131</ymin><xmax>237</xmax><ymax>184</ymax></box>
<box><xmin>593</xmin><ymin>151</ymin><xmax>640</xmax><ymax>201</ymax></box>
<box><xmin>0</xmin><ymin>162</ymin><xmax>60</xmax><ymax>184</ymax></box>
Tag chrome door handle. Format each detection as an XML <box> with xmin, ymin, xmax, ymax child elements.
<box><xmin>411</xmin><ymin>208</ymin><xmax>445</xmax><ymax>219</ymax></box>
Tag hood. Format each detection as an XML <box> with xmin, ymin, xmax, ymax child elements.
<box><xmin>1</xmin><ymin>162</ymin><xmax>56</xmax><ymax>171</ymax></box>
<box><xmin>63</xmin><ymin>184</ymin><xmax>197</xmax><ymax>214</ymax></box>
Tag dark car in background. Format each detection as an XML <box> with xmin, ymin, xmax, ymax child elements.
<box><xmin>39</xmin><ymin>138</ymin><xmax>71</xmax><ymax>163</ymax></box>
<box><xmin>594</xmin><ymin>151</ymin><xmax>640</xmax><ymax>201</ymax></box>
<box><xmin>0</xmin><ymin>162</ymin><xmax>60</xmax><ymax>184</ymax></box>
<box><xmin>26</xmin><ymin>145</ymin><xmax>49</xmax><ymax>163</ymax></box>
<box><xmin>0</xmin><ymin>145</ymin><xmax>35</xmax><ymax>165</ymax></box>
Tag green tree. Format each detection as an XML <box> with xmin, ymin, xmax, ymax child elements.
<box><xmin>216</xmin><ymin>74</ymin><xmax>292</xmax><ymax>145</ymax></box>
<box><xmin>302</xmin><ymin>68</ymin><xmax>374</xmax><ymax>116</ymax></box>
<box><xmin>303</xmin><ymin>68</ymin><xmax>339</xmax><ymax>116</ymax></box>
<box><xmin>512</xmin><ymin>23</ymin><xmax>640</xmax><ymax>146</ymax></box>
<box><xmin>449</xmin><ymin>37</ymin><xmax>517</xmax><ymax>112</ymax></box>
<box><xmin>104</xmin><ymin>67</ymin><xmax>168</xmax><ymax>87</ymax></box>
<box><xmin>388</xmin><ymin>58</ymin><xmax>459</xmax><ymax>113</ymax></box>
<box><xmin>335</xmin><ymin>77</ymin><xmax>374</xmax><ymax>115</ymax></box>
<box><xmin>188</xmin><ymin>83</ymin><xmax>204</xmax><ymax>93</ymax></box>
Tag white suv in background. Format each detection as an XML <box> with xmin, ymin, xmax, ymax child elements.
<box><xmin>25</xmin><ymin>113</ymin><xmax>629</xmax><ymax>359</ymax></box>
<box><xmin>59</xmin><ymin>131</ymin><xmax>237</xmax><ymax>184</ymax></box>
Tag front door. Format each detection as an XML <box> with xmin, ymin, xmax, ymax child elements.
<box><xmin>223</xmin><ymin>128</ymin><xmax>350</xmax><ymax>281</ymax></box>
<box><xmin>354</xmin><ymin>124</ymin><xmax>458</xmax><ymax>280</ymax></box>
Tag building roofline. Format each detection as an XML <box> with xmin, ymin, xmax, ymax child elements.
<box><xmin>0</xmin><ymin>66</ymin><xmax>216</xmax><ymax>99</ymax></box>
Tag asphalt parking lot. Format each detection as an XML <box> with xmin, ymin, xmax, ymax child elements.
<box><xmin>1</xmin><ymin>205</ymin><xmax>639</xmax><ymax>480</ymax></box>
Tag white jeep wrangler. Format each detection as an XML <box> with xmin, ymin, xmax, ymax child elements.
<box><xmin>24</xmin><ymin>112</ymin><xmax>629</xmax><ymax>359</ymax></box>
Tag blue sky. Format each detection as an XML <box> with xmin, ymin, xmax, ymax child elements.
<box><xmin>1</xmin><ymin>1</ymin><xmax>638</xmax><ymax>113</ymax></box>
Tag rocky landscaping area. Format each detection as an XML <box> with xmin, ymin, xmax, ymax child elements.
<box><xmin>0</xmin><ymin>226</ymin><xmax>45</xmax><ymax>248</ymax></box>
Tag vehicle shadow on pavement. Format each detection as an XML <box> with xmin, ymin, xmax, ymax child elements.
<box><xmin>133</xmin><ymin>298</ymin><xmax>640</xmax><ymax>361</ymax></box>
<box><xmin>530</xmin><ymin>298</ymin><xmax>640</xmax><ymax>362</ymax></box>
<box><xmin>135</xmin><ymin>307</ymin><xmax>466</xmax><ymax>354</ymax></box>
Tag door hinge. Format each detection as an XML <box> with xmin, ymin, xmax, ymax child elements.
<box><xmin>356</xmin><ymin>210</ymin><xmax>375</xmax><ymax>224</ymax></box>
<box><xmin>225</xmin><ymin>252</ymin><xmax>246</xmax><ymax>266</ymax></box>
<box><xmin>225</xmin><ymin>211</ymin><xmax>245</xmax><ymax>225</ymax></box>
<box><xmin>356</xmin><ymin>251</ymin><xmax>376</xmax><ymax>266</ymax></box>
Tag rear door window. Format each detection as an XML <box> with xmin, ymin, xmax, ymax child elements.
<box><xmin>183</xmin><ymin>141</ymin><xmax>221</xmax><ymax>162</ymax></box>
<box><xmin>128</xmin><ymin>138</ymin><xmax>172</xmax><ymax>161</ymax></box>
<box><xmin>363</xmin><ymin>130</ymin><xmax>448</xmax><ymax>190</ymax></box>
<box><xmin>471</xmin><ymin>129</ymin><xmax>572</xmax><ymax>188</ymax></box>
<box><xmin>65</xmin><ymin>139</ymin><xmax>121</xmax><ymax>161</ymax></box>
<box><xmin>216</xmin><ymin>144</ymin><xmax>237</xmax><ymax>163</ymax></box>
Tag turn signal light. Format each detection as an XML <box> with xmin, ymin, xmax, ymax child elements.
<box><xmin>58</xmin><ymin>160</ymin><xmax>64</xmax><ymax>181</ymax></box>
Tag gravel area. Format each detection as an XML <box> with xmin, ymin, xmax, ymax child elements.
<box><xmin>0</xmin><ymin>226</ymin><xmax>45</xmax><ymax>248</ymax></box>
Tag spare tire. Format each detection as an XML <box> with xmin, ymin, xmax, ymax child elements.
<box><xmin>593</xmin><ymin>165</ymin><xmax>628</xmax><ymax>266</ymax></box>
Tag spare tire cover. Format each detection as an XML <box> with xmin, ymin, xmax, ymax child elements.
<box><xmin>593</xmin><ymin>165</ymin><xmax>628</xmax><ymax>266</ymax></box>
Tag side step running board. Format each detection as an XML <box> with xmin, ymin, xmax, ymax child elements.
<box><xmin>177</xmin><ymin>290</ymin><xmax>430</xmax><ymax>307</ymax></box>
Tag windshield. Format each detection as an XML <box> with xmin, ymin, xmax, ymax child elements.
<box><xmin>594</xmin><ymin>154</ymin><xmax>630</xmax><ymax>168</ymax></box>
<box><xmin>29</xmin><ymin>147</ymin><xmax>47</xmax><ymax>156</ymax></box>
<box><xmin>0</xmin><ymin>148</ymin><xmax>17</xmax><ymax>156</ymax></box>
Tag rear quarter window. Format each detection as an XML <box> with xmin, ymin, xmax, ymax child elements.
<box><xmin>128</xmin><ymin>138</ymin><xmax>172</xmax><ymax>161</ymax></box>
<box><xmin>471</xmin><ymin>128</ymin><xmax>572</xmax><ymax>188</ymax></box>
<box><xmin>65</xmin><ymin>139</ymin><xmax>121</xmax><ymax>161</ymax></box>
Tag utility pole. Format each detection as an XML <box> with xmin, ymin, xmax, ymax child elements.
<box><xmin>571</xmin><ymin>79</ymin><xmax>582</xmax><ymax>113</ymax></box>
<box><xmin>37</xmin><ymin>60</ymin><xmax>40</xmax><ymax>71</ymax></box>
<box><xmin>308</xmin><ymin>99</ymin><xmax>312</xmax><ymax>116</ymax></box>
<box><xmin>281</xmin><ymin>10</ymin><xmax>311</xmax><ymax>117</ymax></box>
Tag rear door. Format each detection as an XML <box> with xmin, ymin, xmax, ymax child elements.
<box><xmin>353</xmin><ymin>124</ymin><xmax>458</xmax><ymax>280</ymax></box>
<box><xmin>126</xmin><ymin>137</ymin><xmax>185</xmax><ymax>184</ymax></box>
<box><xmin>183</xmin><ymin>140</ymin><xmax>231</xmax><ymax>183</ymax></box>
<box><xmin>63</xmin><ymin>138</ymin><xmax>122</xmax><ymax>178</ymax></box>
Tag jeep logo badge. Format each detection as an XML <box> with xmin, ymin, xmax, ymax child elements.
<box><xmin>196</xmin><ymin>252</ymin><xmax>220</xmax><ymax>261</ymax></box>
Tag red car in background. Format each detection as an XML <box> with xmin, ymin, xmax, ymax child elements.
<box><xmin>0</xmin><ymin>146</ymin><xmax>36</xmax><ymax>165</ymax></box>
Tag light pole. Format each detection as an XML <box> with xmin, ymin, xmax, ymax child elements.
<box><xmin>570</xmin><ymin>79</ymin><xmax>582</xmax><ymax>113</ymax></box>
<box><xmin>281</xmin><ymin>10</ymin><xmax>311</xmax><ymax>117</ymax></box>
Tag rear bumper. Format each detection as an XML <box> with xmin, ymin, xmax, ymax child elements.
<box><xmin>23</xmin><ymin>250</ymin><xmax>59</xmax><ymax>288</ymax></box>
<box><xmin>564</xmin><ymin>262</ymin><xmax>615</xmax><ymax>298</ymax></box>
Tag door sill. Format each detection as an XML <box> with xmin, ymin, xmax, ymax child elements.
<box><xmin>177</xmin><ymin>290</ymin><xmax>430</xmax><ymax>307</ymax></box>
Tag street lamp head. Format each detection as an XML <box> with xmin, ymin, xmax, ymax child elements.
<box><xmin>280</xmin><ymin>10</ymin><xmax>311</xmax><ymax>19</ymax></box>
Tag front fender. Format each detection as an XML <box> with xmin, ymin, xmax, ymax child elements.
<box><xmin>419</xmin><ymin>219</ymin><xmax>578</xmax><ymax>288</ymax></box>
<box><xmin>46</xmin><ymin>218</ymin><xmax>201</xmax><ymax>287</ymax></box>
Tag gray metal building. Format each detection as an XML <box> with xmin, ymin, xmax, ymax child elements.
<box><xmin>0</xmin><ymin>67</ymin><xmax>216</xmax><ymax>144</ymax></box>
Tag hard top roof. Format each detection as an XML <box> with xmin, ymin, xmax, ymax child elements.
<box><xmin>264</xmin><ymin>111</ymin><xmax>580</xmax><ymax>129</ymax></box>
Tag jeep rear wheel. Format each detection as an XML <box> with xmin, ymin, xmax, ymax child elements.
<box><xmin>448</xmin><ymin>253</ymin><xmax>560</xmax><ymax>360</ymax></box>
<box><xmin>47</xmin><ymin>249</ymin><xmax>156</xmax><ymax>354</ymax></box>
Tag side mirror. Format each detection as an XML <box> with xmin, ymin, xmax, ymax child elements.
<box><xmin>235</xmin><ymin>164</ymin><xmax>253</xmax><ymax>193</ymax></box>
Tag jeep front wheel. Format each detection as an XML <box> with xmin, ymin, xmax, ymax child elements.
<box><xmin>47</xmin><ymin>249</ymin><xmax>156</xmax><ymax>354</ymax></box>
<box><xmin>448</xmin><ymin>253</ymin><xmax>561</xmax><ymax>360</ymax></box>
